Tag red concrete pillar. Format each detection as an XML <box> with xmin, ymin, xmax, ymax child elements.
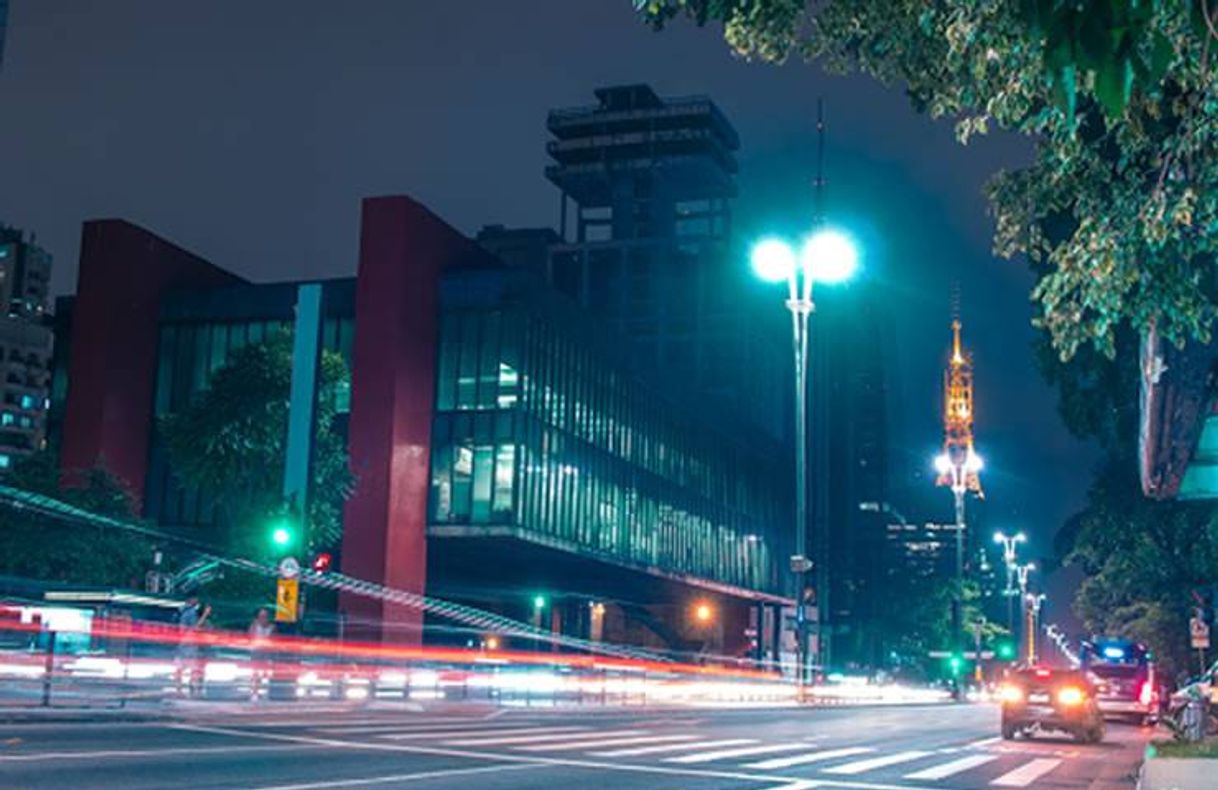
<box><xmin>339</xmin><ymin>196</ymin><xmax>488</xmax><ymax>643</ymax></box>
<box><xmin>60</xmin><ymin>220</ymin><xmax>241</xmax><ymax>503</ymax></box>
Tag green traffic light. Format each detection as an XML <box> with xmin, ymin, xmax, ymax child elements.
<box><xmin>997</xmin><ymin>642</ymin><xmax>1015</xmax><ymax>660</ymax></box>
<box><xmin>948</xmin><ymin>655</ymin><xmax>963</xmax><ymax>674</ymax></box>
<box><xmin>269</xmin><ymin>516</ymin><xmax>295</xmax><ymax>549</ymax></box>
<box><xmin>533</xmin><ymin>595</ymin><xmax>547</xmax><ymax>610</ymax></box>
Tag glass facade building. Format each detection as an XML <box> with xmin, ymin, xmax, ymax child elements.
<box><xmin>142</xmin><ymin>280</ymin><xmax>355</xmax><ymax>530</ymax></box>
<box><xmin>428</xmin><ymin>268</ymin><xmax>788</xmax><ymax>598</ymax></box>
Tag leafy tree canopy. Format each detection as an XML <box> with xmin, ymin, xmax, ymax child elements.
<box><xmin>639</xmin><ymin>0</ymin><xmax>1218</xmax><ymax>360</ymax></box>
<box><xmin>0</xmin><ymin>450</ymin><xmax>151</xmax><ymax>588</ymax></box>
<box><xmin>158</xmin><ymin>330</ymin><xmax>353</xmax><ymax>561</ymax></box>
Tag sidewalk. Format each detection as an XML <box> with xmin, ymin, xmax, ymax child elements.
<box><xmin>1139</xmin><ymin>740</ymin><xmax>1218</xmax><ymax>789</ymax></box>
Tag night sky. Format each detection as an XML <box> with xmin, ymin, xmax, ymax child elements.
<box><xmin>0</xmin><ymin>1</ymin><xmax>1099</xmax><ymax>615</ymax></box>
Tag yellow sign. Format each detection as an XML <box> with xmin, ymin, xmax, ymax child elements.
<box><xmin>276</xmin><ymin>578</ymin><xmax>299</xmax><ymax>623</ymax></box>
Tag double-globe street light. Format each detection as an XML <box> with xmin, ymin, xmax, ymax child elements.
<box><xmin>993</xmin><ymin>531</ymin><xmax>1027</xmax><ymax>637</ymax></box>
<box><xmin>933</xmin><ymin>448</ymin><xmax>982</xmax><ymax>693</ymax></box>
<box><xmin>751</xmin><ymin>228</ymin><xmax>859</xmax><ymax>688</ymax></box>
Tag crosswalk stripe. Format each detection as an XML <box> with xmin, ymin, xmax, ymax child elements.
<box><xmin>443</xmin><ymin>728</ymin><xmax>639</xmax><ymax>747</ymax></box>
<box><xmin>823</xmin><ymin>750</ymin><xmax>932</xmax><ymax>775</ymax></box>
<box><xmin>380</xmin><ymin>726</ymin><xmax>585</xmax><ymax>741</ymax></box>
<box><xmin>966</xmin><ymin>736</ymin><xmax>1002</xmax><ymax>748</ymax></box>
<box><xmin>315</xmin><ymin>722</ymin><xmax>516</xmax><ymax>735</ymax></box>
<box><xmin>747</xmin><ymin>746</ymin><xmax>874</xmax><ymax>770</ymax></box>
<box><xmin>760</xmin><ymin>782</ymin><xmax>818</xmax><ymax>790</ymax></box>
<box><xmin>904</xmin><ymin>754</ymin><xmax>999</xmax><ymax>780</ymax></box>
<box><xmin>516</xmin><ymin>734</ymin><xmax>696</xmax><ymax>752</ymax></box>
<box><xmin>990</xmin><ymin>758</ymin><xmax>1062</xmax><ymax>787</ymax></box>
<box><xmin>665</xmin><ymin>743</ymin><xmax>810</xmax><ymax>764</ymax></box>
<box><xmin>590</xmin><ymin>739</ymin><xmax>757</xmax><ymax>757</ymax></box>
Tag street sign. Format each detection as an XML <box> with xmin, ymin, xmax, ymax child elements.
<box><xmin>278</xmin><ymin>557</ymin><xmax>300</xmax><ymax>580</ymax></box>
<box><xmin>790</xmin><ymin>555</ymin><xmax>813</xmax><ymax>574</ymax></box>
<box><xmin>276</xmin><ymin>578</ymin><xmax>299</xmax><ymax>623</ymax></box>
<box><xmin>928</xmin><ymin>650</ymin><xmax>995</xmax><ymax>660</ymax></box>
<box><xmin>1190</xmin><ymin>617</ymin><xmax>1210</xmax><ymax>649</ymax></box>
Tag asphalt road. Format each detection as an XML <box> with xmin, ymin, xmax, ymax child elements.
<box><xmin>0</xmin><ymin>704</ymin><xmax>1151</xmax><ymax>789</ymax></box>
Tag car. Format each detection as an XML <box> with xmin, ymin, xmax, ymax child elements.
<box><xmin>1080</xmin><ymin>639</ymin><xmax>1159</xmax><ymax>724</ymax></box>
<box><xmin>999</xmin><ymin>666</ymin><xmax>1105</xmax><ymax>743</ymax></box>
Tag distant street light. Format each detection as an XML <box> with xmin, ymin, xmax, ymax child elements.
<box><xmin>1025</xmin><ymin>592</ymin><xmax>1047</xmax><ymax>663</ymax></box>
<box><xmin>751</xmin><ymin>228</ymin><xmax>859</xmax><ymax>687</ymax></box>
<box><xmin>694</xmin><ymin>603</ymin><xmax>714</xmax><ymax>624</ymax></box>
<box><xmin>994</xmin><ymin>531</ymin><xmax>1028</xmax><ymax>636</ymax></box>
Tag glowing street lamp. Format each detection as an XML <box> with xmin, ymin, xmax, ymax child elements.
<box><xmin>993</xmin><ymin>531</ymin><xmax>1028</xmax><ymax>635</ymax></box>
<box><xmin>751</xmin><ymin>227</ymin><xmax>859</xmax><ymax>688</ymax></box>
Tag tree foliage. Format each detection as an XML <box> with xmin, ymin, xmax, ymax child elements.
<box><xmin>0</xmin><ymin>450</ymin><xmax>151</xmax><ymax>588</ymax></box>
<box><xmin>1063</xmin><ymin>459</ymin><xmax>1218</xmax><ymax>681</ymax></box>
<box><xmin>158</xmin><ymin>331</ymin><xmax>353</xmax><ymax>560</ymax></box>
<box><xmin>639</xmin><ymin>0</ymin><xmax>1218</xmax><ymax>361</ymax></box>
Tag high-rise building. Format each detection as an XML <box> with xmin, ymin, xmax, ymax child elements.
<box><xmin>808</xmin><ymin>282</ymin><xmax>892</xmax><ymax>669</ymax></box>
<box><xmin>0</xmin><ymin>225</ymin><xmax>54</xmax><ymax>468</ymax></box>
<box><xmin>482</xmin><ymin>84</ymin><xmax>784</xmax><ymax>436</ymax></box>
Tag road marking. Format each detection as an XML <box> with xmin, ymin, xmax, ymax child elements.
<box><xmin>904</xmin><ymin>754</ymin><xmax>998</xmax><ymax>780</ymax></box>
<box><xmin>990</xmin><ymin>758</ymin><xmax>1062</xmax><ymax>787</ymax></box>
<box><xmin>966</xmin><ymin>736</ymin><xmax>1002</xmax><ymax>748</ymax></box>
<box><xmin>0</xmin><ymin>744</ymin><xmax>316</xmax><ymax>762</ymax></box>
<box><xmin>591</xmin><ymin>738</ymin><xmax>756</xmax><ymax>757</ymax></box>
<box><xmin>666</xmin><ymin>742</ymin><xmax>810</xmax><ymax>764</ymax></box>
<box><xmin>823</xmin><ymin>751</ymin><xmax>933</xmax><ymax>775</ymax></box>
<box><xmin>315</xmin><ymin>722</ymin><xmax>530</xmax><ymax>735</ymax></box>
<box><xmin>248</xmin><ymin>761</ymin><xmax>545</xmax><ymax>789</ymax></box>
<box><xmin>443</xmin><ymin>728</ymin><xmax>639</xmax><ymax>746</ymax></box>
<box><xmin>170</xmin><ymin>723</ymin><xmax>939</xmax><ymax>790</ymax></box>
<box><xmin>516</xmin><ymin>734</ymin><xmax>697</xmax><ymax>752</ymax></box>
<box><xmin>760</xmin><ymin>782</ymin><xmax>819</xmax><ymax>790</ymax></box>
<box><xmin>380</xmin><ymin>726</ymin><xmax>588</xmax><ymax>741</ymax></box>
<box><xmin>747</xmin><ymin>746</ymin><xmax>875</xmax><ymax>770</ymax></box>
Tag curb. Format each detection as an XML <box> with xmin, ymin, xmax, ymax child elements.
<box><xmin>0</xmin><ymin>708</ymin><xmax>171</xmax><ymax>725</ymax></box>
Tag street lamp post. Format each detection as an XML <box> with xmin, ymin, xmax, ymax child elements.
<box><xmin>934</xmin><ymin>449</ymin><xmax>982</xmax><ymax>696</ymax></box>
<box><xmin>1025</xmin><ymin>592</ymin><xmax>1046</xmax><ymax>664</ymax></box>
<box><xmin>1014</xmin><ymin>562</ymin><xmax>1035</xmax><ymax>663</ymax></box>
<box><xmin>751</xmin><ymin>229</ymin><xmax>858</xmax><ymax>690</ymax></box>
<box><xmin>993</xmin><ymin>531</ymin><xmax>1027</xmax><ymax>634</ymax></box>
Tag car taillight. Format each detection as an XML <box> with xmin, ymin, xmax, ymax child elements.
<box><xmin>999</xmin><ymin>685</ymin><xmax>1024</xmax><ymax>704</ymax></box>
<box><xmin>1057</xmin><ymin>686</ymin><xmax>1085</xmax><ymax>706</ymax></box>
<box><xmin>1139</xmin><ymin>681</ymin><xmax>1153</xmax><ymax>706</ymax></box>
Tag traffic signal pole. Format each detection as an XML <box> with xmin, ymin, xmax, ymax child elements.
<box><xmin>279</xmin><ymin>283</ymin><xmax>325</xmax><ymax>627</ymax></box>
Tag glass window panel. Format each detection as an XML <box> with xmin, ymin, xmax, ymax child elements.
<box><xmin>478</xmin><ymin>312</ymin><xmax>500</xmax><ymax>409</ymax></box>
<box><xmin>492</xmin><ymin>443</ymin><xmax>515</xmax><ymax>519</ymax></box>
<box><xmin>435</xmin><ymin>314</ymin><xmax>457</xmax><ymax>411</ymax></box>
<box><xmin>457</xmin><ymin>313</ymin><xmax>479</xmax><ymax>408</ymax></box>
<box><xmin>471</xmin><ymin>446</ymin><xmax>494</xmax><ymax>523</ymax></box>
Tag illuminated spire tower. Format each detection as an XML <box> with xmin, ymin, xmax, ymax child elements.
<box><xmin>937</xmin><ymin>319</ymin><xmax>983</xmax><ymax>500</ymax></box>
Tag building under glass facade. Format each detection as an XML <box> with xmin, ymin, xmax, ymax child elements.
<box><xmin>428</xmin><ymin>268</ymin><xmax>785</xmax><ymax>599</ymax></box>
<box><xmin>54</xmin><ymin>195</ymin><xmax>791</xmax><ymax>652</ymax></box>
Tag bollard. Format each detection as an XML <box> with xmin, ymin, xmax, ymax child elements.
<box><xmin>41</xmin><ymin>631</ymin><xmax>56</xmax><ymax>707</ymax></box>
